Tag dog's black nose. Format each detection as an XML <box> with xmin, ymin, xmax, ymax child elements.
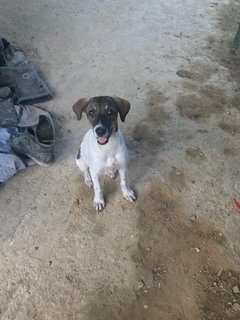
<box><xmin>95</xmin><ymin>127</ymin><xmax>107</xmax><ymax>137</ymax></box>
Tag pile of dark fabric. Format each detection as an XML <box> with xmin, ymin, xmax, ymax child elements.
<box><xmin>0</xmin><ymin>38</ymin><xmax>54</xmax><ymax>183</ymax></box>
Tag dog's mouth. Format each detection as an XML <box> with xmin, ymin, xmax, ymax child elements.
<box><xmin>97</xmin><ymin>136</ymin><xmax>109</xmax><ymax>145</ymax></box>
<box><xmin>95</xmin><ymin>127</ymin><xmax>114</xmax><ymax>145</ymax></box>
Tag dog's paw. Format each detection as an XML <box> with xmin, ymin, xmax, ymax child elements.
<box><xmin>123</xmin><ymin>187</ymin><xmax>137</xmax><ymax>202</ymax></box>
<box><xmin>108</xmin><ymin>170</ymin><xmax>118</xmax><ymax>180</ymax></box>
<box><xmin>93</xmin><ymin>197</ymin><xmax>105</xmax><ymax>212</ymax></box>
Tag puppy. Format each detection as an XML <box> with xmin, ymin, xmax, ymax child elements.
<box><xmin>73</xmin><ymin>96</ymin><xmax>136</xmax><ymax>211</ymax></box>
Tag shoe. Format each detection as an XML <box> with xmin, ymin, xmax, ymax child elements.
<box><xmin>36</xmin><ymin>115</ymin><xmax>54</xmax><ymax>144</ymax></box>
<box><xmin>0</xmin><ymin>38</ymin><xmax>25</xmax><ymax>66</ymax></box>
<box><xmin>0</xmin><ymin>65</ymin><xmax>53</xmax><ymax>104</ymax></box>
<box><xmin>10</xmin><ymin>130</ymin><xmax>54</xmax><ymax>166</ymax></box>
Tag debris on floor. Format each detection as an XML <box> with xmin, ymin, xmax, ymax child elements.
<box><xmin>233</xmin><ymin>198</ymin><xmax>240</xmax><ymax>212</ymax></box>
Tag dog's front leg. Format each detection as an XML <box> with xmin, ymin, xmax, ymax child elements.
<box><xmin>119</xmin><ymin>167</ymin><xmax>136</xmax><ymax>202</ymax></box>
<box><xmin>89</xmin><ymin>169</ymin><xmax>105</xmax><ymax>211</ymax></box>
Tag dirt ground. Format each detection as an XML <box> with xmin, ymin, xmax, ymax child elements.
<box><xmin>0</xmin><ymin>0</ymin><xmax>240</xmax><ymax>319</ymax></box>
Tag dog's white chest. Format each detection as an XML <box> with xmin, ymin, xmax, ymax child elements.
<box><xmin>99</xmin><ymin>149</ymin><xmax>123</xmax><ymax>174</ymax></box>
<box><xmin>80</xmin><ymin>129</ymin><xmax>127</xmax><ymax>175</ymax></box>
<box><xmin>106</xmin><ymin>156</ymin><xmax>116</xmax><ymax>167</ymax></box>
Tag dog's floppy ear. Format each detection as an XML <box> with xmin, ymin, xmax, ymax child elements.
<box><xmin>111</xmin><ymin>96</ymin><xmax>130</xmax><ymax>122</ymax></box>
<box><xmin>72</xmin><ymin>98</ymin><xmax>89</xmax><ymax>120</ymax></box>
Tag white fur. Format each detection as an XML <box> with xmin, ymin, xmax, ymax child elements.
<box><xmin>76</xmin><ymin>129</ymin><xmax>136</xmax><ymax>211</ymax></box>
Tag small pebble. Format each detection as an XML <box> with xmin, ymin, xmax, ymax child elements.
<box><xmin>190</xmin><ymin>214</ymin><xmax>197</xmax><ymax>221</ymax></box>
<box><xmin>233</xmin><ymin>285</ymin><xmax>240</xmax><ymax>294</ymax></box>
<box><xmin>137</xmin><ymin>281</ymin><xmax>145</xmax><ymax>289</ymax></box>
<box><xmin>233</xmin><ymin>303</ymin><xmax>240</xmax><ymax>312</ymax></box>
<box><xmin>143</xmin><ymin>305</ymin><xmax>149</xmax><ymax>310</ymax></box>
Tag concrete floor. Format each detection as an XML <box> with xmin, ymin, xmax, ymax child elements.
<box><xmin>0</xmin><ymin>0</ymin><xmax>240</xmax><ymax>319</ymax></box>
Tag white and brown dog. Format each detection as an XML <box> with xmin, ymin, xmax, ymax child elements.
<box><xmin>73</xmin><ymin>96</ymin><xmax>136</xmax><ymax>211</ymax></box>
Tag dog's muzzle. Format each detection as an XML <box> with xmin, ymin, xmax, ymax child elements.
<box><xmin>94</xmin><ymin>126</ymin><xmax>111</xmax><ymax>145</ymax></box>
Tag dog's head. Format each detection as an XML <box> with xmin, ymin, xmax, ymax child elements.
<box><xmin>72</xmin><ymin>96</ymin><xmax>130</xmax><ymax>145</ymax></box>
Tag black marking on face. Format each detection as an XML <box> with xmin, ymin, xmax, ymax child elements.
<box><xmin>76</xmin><ymin>149</ymin><xmax>81</xmax><ymax>159</ymax></box>
<box><xmin>86</xmin><ymin>97</ymin><xmax>119</xmax><ymax>144</ymax></box>
<box><xmin>73</xmin><ymin>96</ymin><xmax>130</xmax><ymax>124</ymax></box>
<box><xmin>72</xmin><ymin>96</ymin><xmax>130</xmax><ymax>145</ymax></box>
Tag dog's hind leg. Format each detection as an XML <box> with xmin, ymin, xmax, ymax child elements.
<box><xmin>76</xmin><ymin>152</ymin><xmax>93</xmax><ymax>188</ymax></box>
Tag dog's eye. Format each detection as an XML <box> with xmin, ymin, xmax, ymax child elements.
<box><xmin>107</xmin><ymin>109</ymin><xmax>113</xmax><ymax>116</ymax></box>
<box><xmin>88</xmin><ymin>110</ymin><xmax>95</xmax><ymax>117</ymax></box>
